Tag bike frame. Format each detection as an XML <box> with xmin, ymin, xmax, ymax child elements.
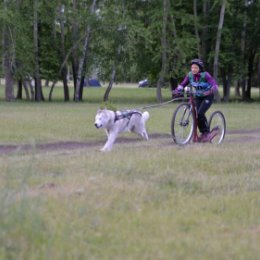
<box><xmin>185</xmin><ymin>86</ymin><xmax>200</xmax><ymax>143</ymax></box>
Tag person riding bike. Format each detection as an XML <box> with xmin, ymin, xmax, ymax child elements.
<box><xmin>173</xmin><ymin>58</ymin><xmax>219</xmax><ymax>142</ymax></box>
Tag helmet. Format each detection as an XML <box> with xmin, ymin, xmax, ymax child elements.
<box><xmin>190</xmin><ymin>59</ymin><xmax>204</xmax><ymax>71</ymax></box>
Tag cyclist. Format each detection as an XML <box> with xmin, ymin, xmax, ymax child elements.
<box><xmin>173</xmin><ymin>58</ymin><xmax>219</xmax><ymax>142</ymax></box>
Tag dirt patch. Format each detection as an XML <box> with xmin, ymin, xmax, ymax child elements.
<box><xmin>0</xmin><ymin>129</ymin><xmax>260</xmax><ymax>155</ymax></box>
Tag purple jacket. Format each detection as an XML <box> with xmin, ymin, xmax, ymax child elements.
<box><xmin>179</xmin><ymin>72</ymin><xmax>218</xmax><ymax>95</ymax></box>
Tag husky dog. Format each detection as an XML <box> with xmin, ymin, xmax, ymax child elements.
<box><xmin>94</xmin><ymin>109</ymin><xmax>149</xmax><ymax>151</ymax></box>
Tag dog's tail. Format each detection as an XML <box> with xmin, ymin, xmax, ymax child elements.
<box><xmin>142</xmin><ymin>111</ymin><xmax>150</xmax><ymax>122</ymax></box>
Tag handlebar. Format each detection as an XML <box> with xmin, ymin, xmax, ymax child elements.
<box><xmin>173</xmin><ymin>87</ymin><xmax>195</xmax><ymax>97</ymax></box>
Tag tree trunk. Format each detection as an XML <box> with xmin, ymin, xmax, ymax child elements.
<box><xmin>245</xmin><ymin>51</ymin><xmax>256</xmax><ymax>100</ymax></box>
<box><xmin>75</xmin><ymin>0</ymin><xmax>97</xmax><ymax>101</ymax></box>
<box><xmin>168</xmin><ymin>1</ymin><xmax>179</xmax><ymax>92</ymax></box>
<box><xmin>72</xmin><ymin>0</ymin><xmax>79</xmax><ymax>99</ymax></box>
<box><xmin>33</xmin><ymin>0</ymin><xmax>44</xmax><ymax>101</ymax></box>
<box><xmin>103</xmin><ymin>64</ymin><xmax>116</xmax><ymax>102</ymax></box>
<box><xmin>241</xmin><ymin>79</ymin><xmax>247</xmax><ymax>100</ymax></box>
<box><xmin>3</xmin><ymin>0</ymin><xmax>15</xmax><ymax>101</ymax></box>
<box><xmin>16</xmin><ymin>79</ymin><xmax>23</xmax><ymax>99</ymax></box>
<box><xmin>221</xmin><ymin>68</ymin><xmax>232</xmax><ymax>102</ymax></box>
<box><xmin>234</xmin><ymin>80</ymin><xmax>241</xmax><ymax>97</ymax></box>
<box><xmin>258</xmin><ymin>57</ymin><xmax>260</xmax><ymax>98</ymax></box>
<box><xmin>258</xmin><ymin>56</ymin><xmax>260</xmax><ymax>83</ymax></box>
<box><xmin>48</xmin><ymin>80</ymin><xmax>58</xmax><ymax>101</ymax></box>
<box><xmin>22</xmin><ymin>80</ymin><xmax>30</xmax><ymax>100</ymax></box>
<box><xmin>193</xmin><ymin>0</ymin><xmax>201</xmax><ymax>58</ymax></box>
<box><xmin>213</xmin><ymin>0</ymin><xmax>226</xmax><ymax>102</ymax></box>
<box><xmin>201</xmin><ymin>0</ymin><xmax>210</xmax><ymax>63</ymax></box>
<box><xmin>241</xmin><ymin>0</ymin><xmax>247</xmax><ymax>101</ymax></box>
<box><xmin>28</xmin><ymin>78</ymin><xmax>35</xmax><ymax>101</ymax></box>
<box><xmin>156</xmin><ymin>0</ymin><xmax>169</xmax><ymax>103</ymax></box>
<box><xmin>59</xmin><ymin>3</ymin><xmax>70</xmax><ymax>101</ymax></box>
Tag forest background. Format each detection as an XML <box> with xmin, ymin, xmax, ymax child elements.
<box><xmin>0</xmin><ymin>0</ymin><xmax>259</xmax><ymax>103</ymax></box>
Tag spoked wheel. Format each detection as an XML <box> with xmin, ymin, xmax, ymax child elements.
<box><xmin>171</xmin><ymin>103</ymin><xmax>195</xmax><ymax>145</ymax></box>
<box><xmin>208</xmin><ymin>111</ymin><xmax>226</xmax><ymax>144</ymax></box>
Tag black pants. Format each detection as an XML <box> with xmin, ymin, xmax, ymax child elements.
<box><xmin>195</xmin><ymin>94</ymin><xmax>214</xmax><ymax>134</ymax></box>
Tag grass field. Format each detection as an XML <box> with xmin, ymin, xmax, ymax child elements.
<box><xmin>0</xmin><ymin>85</ymin><xmax>260</xmax><ymax>260</ymax></box>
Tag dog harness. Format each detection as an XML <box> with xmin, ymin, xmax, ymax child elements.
<box><xmin>114</xmin><ymin>110</ymin><xmax>142</xmax><ymax>122</ymax></box>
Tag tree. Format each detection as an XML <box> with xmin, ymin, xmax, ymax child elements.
<box><xmin>91</xmin><ymin>0</ymin><xmax>129</xmax><ymax>101</ymax></box>
<box><xmin>71</xmin><ymin>0</ymin><xmax>79</xmax><ymax>98</ymax></box>
<box><xmin>201</xmin><ymin>0</ymin><xmax>210</xmax><ymax>65</ymax></box>
<box><xmin>74</xmin><ymin>0</ymin><xmax>97</xmax><ymax>102</ymax></box>
<box><xmin>213</xmin><ymin>0</ymin><xmax>227</xmax><ymax>102</ymax></box>
<box><xmin>2</xmin><ymin>0</ymin><xmax>15</xmax><ymax>101</ymax></box>
<box><xmin>193</xmin><ymin>0</ymin><xmax>201</xmax><ymax>58</ymax></box>
<box><xmin>58</xmin><ymin>2</ymin><xmax>69</xmax><ymax>101</ymax></box>
<box><xmin>156</xmin><ymin>0</ymin><xmax>169</xmax><ymax>103</ymax></box>
<box><xmin>243</xmin><ymin>0</ymin><xmax>260</xmax><ymax>100</ymax></box>
<box><xmin>33</xmin><ymin>0</ymin><xmax>44</xmax><ymax>101</ymax></box>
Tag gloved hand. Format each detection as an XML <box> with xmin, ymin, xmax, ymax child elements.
<box><xmin>172</xmin><ymin>86</ymin><xmax>184</xmax><ymax>98</ymax></box>
<box><xmin>184</xmin><ymin>86</ymin><xmax>191</xmax><ymax>94</ymax></box>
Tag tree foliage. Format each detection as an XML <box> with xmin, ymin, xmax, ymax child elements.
<box><xmin>0</xmin><ymin>0</ymin><xmax>259</xmax><ymax>102</ymax></box>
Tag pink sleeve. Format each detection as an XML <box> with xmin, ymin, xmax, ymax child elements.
<box><xmin>205</xmin><ymin>72</ymin><xmax>218</xmax><ymax>91</ymax></box>
<box><xmin>179</xmin><ymin>74</ymin><xmax>190</xmax><ymax>88</ymax></box>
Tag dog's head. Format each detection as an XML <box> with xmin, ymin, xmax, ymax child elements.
<box><xmin>94</xmin><ymin>109</ymin><xmax>111</xmax><ymax>129</ymax></box>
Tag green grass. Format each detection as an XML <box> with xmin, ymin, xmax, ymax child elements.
<box><xmin>0</xmin><ymin>86</ymin><xmax>260</xmax><ymax>260</ymax></box>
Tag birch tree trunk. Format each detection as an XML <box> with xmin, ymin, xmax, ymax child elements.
<box><xmin>156</xmin><ymin>0</ymin><xmax>168</xmax><ymax>103</ymax></box>
<box><xmin>74</xmin><ymin>0</ymin><xmax>97</xmax><ymax>102</ymax></box>
<box><xmin>201</xmin><ymin>0</ymin><xmax>210</xmax><ymax>63</ymax></box>
<box><xmin>22</xmin><ymin>80</ymin><xmax>30</xmax><ymax>100</ymax></box>
<box><xmin>193</xmin><ymin>0</ymin><xmax>201</xmax><ymax>58</ymax></box>
<box><xmin>59</xmin><ymin>3</ymin><xmax>70</xmax><ymax>101</ymax></box>
<box><xmin>72</xmin><ymin>0</ymin><xmax>79</xmax><ymax>98</ymax></box>
<box><xmin>29</xmin><ymin>79</ymin><xmax>35</xmax><ymax>101</ymax></box>
<box><xmin>103</xmin><ymin>64</ymin><xmax>116</xmax><ymax>102</ymax></box>
<box><xmin>213</xmin><ymin>0</ymin><xmax>226</xmax><ymax>102</ymax></box>
<box><xmin>33</xmin><ymin>0</ymin><xmax>44</xmax><ymax>101</ymax></box>
<box><xmin>169</xmin><ymin>1</ymin><xmax>179</xmax><ymax>93</ymax></box>
<box><xmin>3</xmin><ymin>0</ymin><xmax>15</xmax><ymax>101</ymax></box>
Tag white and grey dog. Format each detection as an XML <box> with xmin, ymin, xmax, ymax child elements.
<box><xmin>94</xmin><ymin>109</ymin><xmax>149</xmax><ymax>151</ymax></box>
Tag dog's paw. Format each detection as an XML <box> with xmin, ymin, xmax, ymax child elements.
<box><xmin>100</xmin><ymin>147</ymin><xmax>111</xmax><ymax>152</ymax></box>
<box><xmin>142</xmin><ymin>132</ymin><xmax>149</xmax><ymax>140</ymax></box>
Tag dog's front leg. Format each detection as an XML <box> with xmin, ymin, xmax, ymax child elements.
<box><xmin>104</xmin><ymin>129</ymin><xmax>109</xmax><ymax>138</ymax></box>
<box><xmin>101</xmin><ymin>132</ymin><xmax>117</xmax><ymax>152</ymax></box>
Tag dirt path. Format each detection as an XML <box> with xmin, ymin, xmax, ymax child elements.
<box><xmin>0</xmin><ymin>129</ymin><xmax>260</xmax><ymax>155</ymax></box>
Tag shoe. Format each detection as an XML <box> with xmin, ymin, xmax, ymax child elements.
<box><xmin>198</xmin><ymin>133</ymin><xmax>208</xmax><ymax>143</ymax></box>
<box><xmin>207</xmin><ymin>127</ymin><xmax>220</xmax><ymax>141</ymax></box>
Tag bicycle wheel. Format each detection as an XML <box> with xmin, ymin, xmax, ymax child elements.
<box><xmin>171</xmin><ymin>103</ymin><xmax>194</xmax><ymax>145</ymax></box>
<box><xmin>208</xmin><ymin>111</ymin><xmax>226</xmax><ymax>144</ymax></box>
